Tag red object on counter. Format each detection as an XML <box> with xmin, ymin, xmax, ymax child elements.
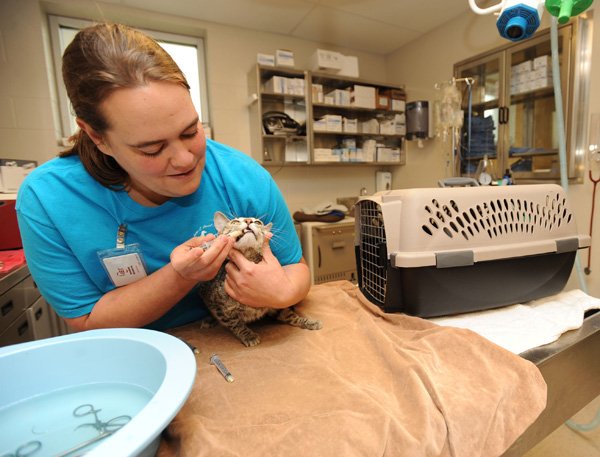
<box><xmin>0</xmin><ymin>199</ymin><xmax>23</xmax><ymax>250</ymax></box>
<box><xmin>0</xmin><ymin>249</ymin><xmax>26</xmax><ymax>275</ymax></box>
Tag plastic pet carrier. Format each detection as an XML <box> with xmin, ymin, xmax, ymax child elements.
<box><xmin>354</xmin><ymin>184</ymin><xmax>590</xmax><ymax>317</ymax></box>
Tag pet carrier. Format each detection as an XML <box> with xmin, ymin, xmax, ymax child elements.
<box><xmin>354</xmin><ymin>184</ymin><xmax>590</xmax><ymax>317</ymax></box>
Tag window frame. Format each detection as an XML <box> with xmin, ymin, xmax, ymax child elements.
<box><xmin>48</xmin><ymin>14</ymin><xmax>210</xmax><ymax>140</ymax></box>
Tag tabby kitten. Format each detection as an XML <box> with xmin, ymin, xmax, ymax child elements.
<box><xmin>198</xmin><ymin>212</ymin><xmax>322</xmax><ymax>347</ymax></box>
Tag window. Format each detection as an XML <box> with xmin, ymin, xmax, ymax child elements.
<box><xmin>48</xmin><ymin>15</ymin><xmax>209</xmax><ymax>139</ymax></box>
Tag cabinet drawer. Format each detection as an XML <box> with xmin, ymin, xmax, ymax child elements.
<box><xmin>0</xmin><ymin>312</ymin><xmax>33</xmax><ymax>346</ymax></box>
<box><xmin>0</xmin><ymin>276</ymin><xmax>41</xmax><ymax>334</ymax></box>
<box><xmin>26</xmin><ymin>297</ymin><xmax>54</xmax><ymax>340</ymax></box>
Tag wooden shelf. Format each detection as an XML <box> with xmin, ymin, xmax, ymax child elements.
<box><xmin>249</xmin><ymin>65</ymin><xmax>407</xmax><ymax>167</ymax></box>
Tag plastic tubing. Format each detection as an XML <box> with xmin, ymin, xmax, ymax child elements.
<box><xmin>550</xmin><ymin>17</ymin><xmax>588</xmax><ymax>293</ymax></box>
<box><xmin>468</xmin><ymin>0</ymin><xmax>503</xmax><ymax>14</ymax></box>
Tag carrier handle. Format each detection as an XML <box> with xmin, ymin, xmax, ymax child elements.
<box><xmin>438</xmin><ymin>177</ymin><xmax>480</xmax><ymax>187</ymax></box>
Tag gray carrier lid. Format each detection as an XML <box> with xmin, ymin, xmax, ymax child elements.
<box><xmin>355</xmin><ymin>184</ymin><xmax>590</xmax><ymax>269</ymax></box>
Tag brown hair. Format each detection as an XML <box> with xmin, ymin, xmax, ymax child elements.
<box><xmin>60</xmin><ymin>22</ymin><xmax>190</xmax><ymax>188</ymax></box>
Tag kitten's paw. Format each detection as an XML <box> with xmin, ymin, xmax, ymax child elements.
<box><xmin>304</xmin><ymin>319</ymin><xmax>322</xmax><ymax>330</ymax></box>
<box><xmin>241</xmin><ymin>334</ymin><xmax>261</xmax><ymax>347</ymax></box>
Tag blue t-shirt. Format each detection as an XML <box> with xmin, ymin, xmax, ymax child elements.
<box><xmin>16</xmin><ymin>139</ymin><xmax>301</xmax><ymax>330</ymax></box>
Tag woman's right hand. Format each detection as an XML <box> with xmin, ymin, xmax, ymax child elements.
<box><xmin>170</xmin><ymin>235</ymin><xmax>234</xmax><ymax>282</ymax></box>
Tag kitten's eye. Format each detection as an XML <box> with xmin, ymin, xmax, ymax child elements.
<box><xmin>253</xmin><ymin>220</ymin><xmax>263</xmax><ymax>226</ymax></box>
<box><xmin>230</xmin><ymin>220</ymin><xmax>241</xmax><ymax>225</ymax></box>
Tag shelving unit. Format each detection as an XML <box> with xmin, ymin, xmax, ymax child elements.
<box><xmin>248</xmin><ymin>65</ymin><xmax>407</xmax><ymax>167</ymax></box>
<box><xmin>454</xmin><ymin>17</ymin><xmax>591</xmax><ymax>183</ymax></box>
<box><xmin>248</xmin><ymin>66</ymin><xmax>310</xmax><ymax>165</ymax></box>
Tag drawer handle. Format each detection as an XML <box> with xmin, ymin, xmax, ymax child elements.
<box><xmin>35</xmin><ymin>308</ymin><xmax>43</xmax><ymax>321</ymax></box>
<box><xmin>331</xmin><ymin>241</ymin><xmax>346</xmax><ymax>249</ymax></box>
<box><xmin>1</xmin><ymin>300</ymin><xmax>13</xmax><ymax>316</ymax></box>
<box><xmin>18</xmin><ymin>321</ymin><xmax>29</xmax><ymax>336</ymax></box>
<box><xmin>318</xmin><ymin>246</ymin><xmax>321</xmax><ymax>268</ymax></box>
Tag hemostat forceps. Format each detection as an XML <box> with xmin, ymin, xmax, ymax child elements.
<box><xmin>53</xmin><ymin>404</ymin><xmax>131</xmax><ymax>457</ymax></box>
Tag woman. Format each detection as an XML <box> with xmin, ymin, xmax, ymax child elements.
<box><xmin>16</xmin><ymin>23</ymin><xmax>310</xmax><ymax>331</ymax></box>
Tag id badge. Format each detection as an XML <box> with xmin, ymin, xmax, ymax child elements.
<box><xmin>98</xmin><ymin>243</ymin><xmax>148</xmax><ymax>287</ymax></box>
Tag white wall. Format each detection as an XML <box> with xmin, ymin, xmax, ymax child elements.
<box><xmin>386</xmin><ymin>10</ymin><xmax>599</xmax><ymax>296</ymax></box>
<box><xmin>0</xmin><ymin>0</ymin><xmax>392</xmax><ymax>213</ymax></box>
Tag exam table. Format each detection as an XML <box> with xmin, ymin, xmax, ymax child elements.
<box><xmin>160</xmin><ymin>281</ymin><xmax>551</xmax><ymax>457</ymax></box>
<box><xmin>502</xmin><ymin>309</ymin><xmax>600</xmax><ymax>456</ymax></box>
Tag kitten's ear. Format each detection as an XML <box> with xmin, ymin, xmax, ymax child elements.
<box><xmin>265</xmin><ymin>222</ymin><xmax>273</xmax><ymax>232</ymax></box>
<box><xmin>213</xmin><ymin>211</ymin><xmax>230</xmax><ymax>233</ymax></box>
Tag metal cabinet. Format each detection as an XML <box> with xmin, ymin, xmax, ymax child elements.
<box><xmin>0</xmin><ymin>265</ymin><xmax>64</xmax><ymax>347</ymax></box>
<box><xmin>454</xmin><ymin>16</ymin><xmax>592</xmax><ymax>183</ymax></box>
<box><xmin>300</xmin><ymin>219</ymin><xmax>357</xmax><ymax>285</ymax></box>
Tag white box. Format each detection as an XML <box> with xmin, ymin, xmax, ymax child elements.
<box><xmin>360</xmin><ymin>119</ymin><xmax>379</xmax><ymax>134</ymax></box>
<box><xmin>351</xmin><ymin>85</ymin><xmax>376</xmax><ymax>108</ymax></box>
<box><xmin>339</xmin><ymin>55</ymin><xmax>359</xmax><ymax>78</ymax></box>
<box><xmin>285</xmin><ymin>141</ymin><xmax>308</xmax><ymax>162</ymax></box>
<box><xmin>323</xmin><ymin>114</ymin><xmax>342</xmax><ymax>132</ymax></box>
<box><xmin>0</xmin><ymin>164</ymin><xmax>35</xmax><ymax>193</ymax></box>
<box><xmin>312</xmin><ymin>84</ymin><xmax>324</xmax><ymax>103</ymax></box>
<box><xmin>379</xmin><ymin>118</ymin><xmax>395</xmax><ymax>135</ymax></box>
<box><xmin>310</xmin><ymin>49</ymin><xmax>343</xmax><ymax>73</ymax></box>
<box><xmin>362</xmin><ymin>140</ymin><xmax>376</xmax><ymax>162</ymax></box>
<box><xmin>257</xmin><ymin>53</ymin><xmax>275</xmax><ymax>66</ymax></box>
<box><xmin>264</xmin><ymin>76</ymin><xmax>285</xmax><ymax>94</ymax></box>
<box><xmin>533</xmin><ymin>55</ymin><xmax>551</xmax><ymax>70</ymax></box>
<box><xmin>325</xmin><ymin>89</ymin><xmax>351</xmax><ymax>106</ymax></box>
<box><xmin>391</xmin><ymin>99</ymin><xmax>406</xmax><ymax>112</ymax></box>
<box><xmin>343</xmin><ymin>117</ymin><xmax>358</xmax><ymax>133</ymax></box>
<box><xmin>314</xmin><ymin>148</ymin><xmax>339</xmax><ymax>162</ymax></box>
<box><xmin>313</xmin><ymin>118</ymin><xmax>328</xmax><ymax>132</ymax></box>
<box><xmin>377</xmin><ymin>147</ymin><xmax>400</xmax><ymax>162</ymax></box>
<box><xmin>276</xmin><ymin>49</ymin><xmax>295</xmax><ymax>67</ymax></box>
<box><xmin>286</xmin><ymin>77</ymin><xmax>305</xmax><ymax>96</ymax></box>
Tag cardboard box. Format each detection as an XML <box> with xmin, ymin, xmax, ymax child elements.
<box><xmin>339</xmin><ymin>55</ymin><xmax>359</xmax><ymax>78</ymax></box>
<box><xmin>388</xmin><ymin>89</ymin><xmax>406</xmax><ymax>100</ymax></box>
<box><xmin>257</xmin><ymin>53</ymin><xmax>275</xmax><ymax>66</ymax></box>
<box><xmin>360</xmin><ymin>119</ymin><xmax>379</xmax><ymax>134</ymax></box>
<box><xmin>312</xmin><ymin>84</ymin><xmax>324</xmax><ymax>103</ymax></box>
<box><xmin>533</xmin><ymin>55</ymin><xmax>551</xmax><ymax>70</ymax></box>
<box><xmin>314</xmin><ymin>148</ymin><xmax>340</xmax><ymax>162</ymax></box>
<box><xmin>0</xmin><ymin>162</ymin><xmax>36</xmax><ymax>193</ymax></box>
<box><xmin>391</xmin><ymin>99</ymin><xmax>406</xmax><ymax>112</ymax></box>
<box><xmin>362</xmin><ymin>139</ymin><xmax>377</xmax><ymax>162</ymax></box>
<box><xmin>376</xmin><ymin>89</ymin><xmax>390</xmax><ymax>110</ymax></box>
<box><xmin>351</xmin><ymin>85</ymin><xmax>376</xmax><ymax>109</ymax></box>
<box><xmin>263</xmin><ymin>76</ymin><xmax>285</xmax><ymax>94</ymax></box>
<box><xmin>263</xmin><ymin>76</ymin><xmax>304</xmax><ymax>95</ymax></box>
<box><xmin>323</xmin><ymin>114</ymin><xmax>343</xmax><ymax>132</ymax></box>
<box><xmin>276</xmin><ymin>49</ymin><xmax>295</xmax><ymax>67</ymax></box>
<box><xmin>343</xmin><ymin>117</ymin><xmax>358</xmax><ymax>133</ymax></box>
<box><xmin>311</xmin><ymin>49</ymin><xmax>343</xmax><ymax>73</ymax></box>
<box><xmin>325</xmin><ymin>89</ymin><xmax>351</xmax><ymax>106</ymax></box>
<box><xmin>377</xmin><ymin>147</ymin><xmax>401</xmax><ymax>162</ymax></box>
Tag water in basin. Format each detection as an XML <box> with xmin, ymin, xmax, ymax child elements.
<box><xmin>1</xmin><ymin>382</ymin><xmax>153</xmax><ymax>456</ymax></box>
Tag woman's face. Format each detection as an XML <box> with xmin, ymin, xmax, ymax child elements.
<box><xmin>92</xmin><ymin>81</ymin><xmax>205</xmax><ymax>206</ymax></box>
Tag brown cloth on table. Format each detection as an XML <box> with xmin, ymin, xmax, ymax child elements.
<box><xmin>159</xmin><ymin>281</ymin><xmax>546</xmax><ymax>457</ymax></box>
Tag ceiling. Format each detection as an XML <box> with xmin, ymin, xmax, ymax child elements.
<box><xmin>104</xmin><ymin>0</ymin><xmax>474</xmax><ymax>55</ymax></box>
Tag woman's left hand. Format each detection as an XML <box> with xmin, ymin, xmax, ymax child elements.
<box><xmin>224</xmin><ymin>236</ymin><xmax>309</xmax><ymax>309</ymax></box>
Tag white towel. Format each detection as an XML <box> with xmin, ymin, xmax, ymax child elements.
<box><xmin>429</xmin><ymin>289</ymin><xmax>600</xmax><ymax>354</ymax></box>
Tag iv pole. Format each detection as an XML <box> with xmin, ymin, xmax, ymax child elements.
<box><xmin>434</xmin><ymin>76</ymin><xmax>475</xmax><ymax>177</ymax></box>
